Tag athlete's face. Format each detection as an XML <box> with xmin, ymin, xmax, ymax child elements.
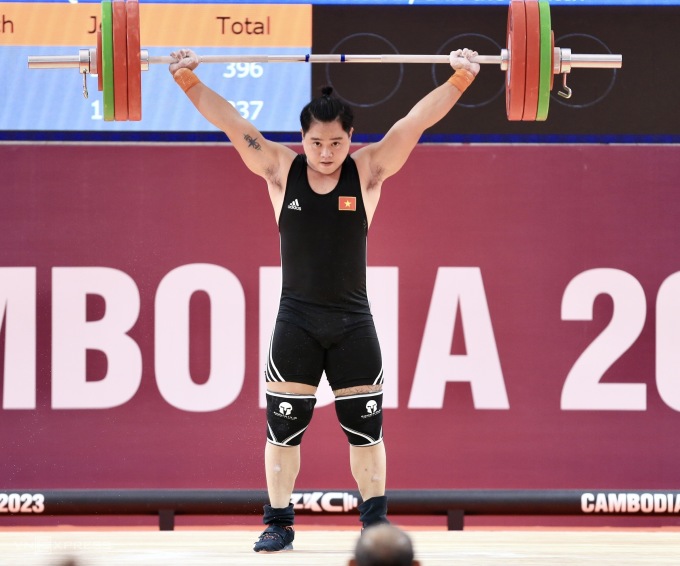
<box><xmin>301</xmin><ymin>120</ymin><xmax>353</xmax><ymax>175</ymax></box>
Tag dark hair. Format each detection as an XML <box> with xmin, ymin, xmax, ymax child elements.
<box><xmin>299</xmin><ymin>86</ymin><xmax>354</xmax><ymax>134</ymax></box>
<box><xmin>354</xmin><ymin>524</ymin><xmax>415</xmax><ymax>566</ymax></box>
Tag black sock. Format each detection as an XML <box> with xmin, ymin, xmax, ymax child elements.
<box><xmin>262</xmin><ymin>503</ymin><xmax>295</xmax><ymax>527</ymax></box>
<box><xmin>358</xmin><ymin>495</ymin><xmax>389</xmax><ymax>528</ymax></box>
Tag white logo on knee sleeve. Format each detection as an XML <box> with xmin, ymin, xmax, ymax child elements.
<box><xmin>279</xmin><ymin>402</ymin><xmax>293</xmax><ymax>416</ymax></box>
<box><xmin>366</xmin><ymin>400</ymin><xmax>378</xmax><ymax>414</ymax></box>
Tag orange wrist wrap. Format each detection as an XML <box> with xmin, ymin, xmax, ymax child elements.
<box><xmin>174</xmin><ymin>68</ymin><xmax>201</xmax><ymax>93</ymax></box>
<box><xmin>447</xmin><ymin>68</ymin><xmax>475</xmax><ymax>93</ymax></box>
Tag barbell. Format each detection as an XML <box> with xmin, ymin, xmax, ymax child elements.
<box><xmin>27</xmin><ymin>0</ymin><xmax>622</xmax><ymax>123</ymax></box>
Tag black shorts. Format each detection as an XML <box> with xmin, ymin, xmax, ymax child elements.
<box><xmin>265</xmin><ymin>317</ymin><xmax>383</xmax><ymax>391</ymax></box>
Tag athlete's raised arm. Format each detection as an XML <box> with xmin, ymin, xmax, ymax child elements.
<box><xmin>169</xmin><ymin>49</ymin><xmax>295</xmax><ymax>187</ymax></box>
<box><xmin>354</xmin><ymin>49</ymin><xmax>480</xmax><ymax>185</ymax></box>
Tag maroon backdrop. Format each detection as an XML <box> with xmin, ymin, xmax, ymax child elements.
<box><xmin>2</xmin><ymin>143</ymin><xmax>680</xmax><ymax>525</ymax></box>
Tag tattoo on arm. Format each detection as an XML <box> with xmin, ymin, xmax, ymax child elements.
<box><xmin>243</xmin><ymin>133</ymin><xmax>262</xmax><ymax>151</ymax></box>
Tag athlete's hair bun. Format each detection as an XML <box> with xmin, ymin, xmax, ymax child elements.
<box><xmin>299</xmin><ymin>85</ymin><xmax>353</xmax><ymax>134</ymax></box>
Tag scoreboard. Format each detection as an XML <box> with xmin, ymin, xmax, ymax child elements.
<box><xmin>0</xmin><ymin>2</ymin><xmax>312</xmax><ymax>133</ymax></box>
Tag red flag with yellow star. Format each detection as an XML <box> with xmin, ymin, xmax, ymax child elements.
<box><xmin>339</xmin><ymin>196</ymin><xmax>356</xmax><ymax>211</ymax></box>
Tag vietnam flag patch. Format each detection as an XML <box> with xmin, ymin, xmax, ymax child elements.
<box><xmin>339</xmin><ymin>196</ymin><xmax>357</xmax><ymax>211</ymax></box>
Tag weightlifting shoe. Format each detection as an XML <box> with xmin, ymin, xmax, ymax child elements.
<box><xmin>253</xmin><ymin>524</ymin><xmax>295</xmax><ymax>552</ymax></box>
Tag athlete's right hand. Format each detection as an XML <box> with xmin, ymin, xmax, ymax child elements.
<box><xmin>169</xmin><ymin>48</ymin><xmax>200</xmax><ymax>76</ymax></box>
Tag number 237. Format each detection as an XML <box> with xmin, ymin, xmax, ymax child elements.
<box><xmin>228</xmin><ymin>100</ymin><xmax>263</xmax><ymax>120</ymax></box>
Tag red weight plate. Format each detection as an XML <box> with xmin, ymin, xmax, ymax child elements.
<box><xmin>112</xmin><ymin>0</ymin><xmax>128</xmax><ymax>121</ymax></box>
<box><xmin>126</xmin><ymin>0</ymin><xmax>142</xmax><ymax>121</ymax></box>
<box><xmin>97</xmin><ymin>28</ymin><xmax>103</xmax><ymax>92</ymax></box>
<box><xmin>505</xmin><ymin>0</ymin><xmax>527</xmax><ymax>121</ymax></box>
<box><xmin>522</xmin><ymin>0</ymin><xmax>540</xmax><ymax>121</ymax></box>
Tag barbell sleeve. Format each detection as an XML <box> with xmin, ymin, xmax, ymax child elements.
<box><xmin>28</xmin><ymin>55</ymin><xmax>84</xmax><ymax>70</ymax></box>
<box><xmin>568</xmin><ymin>53</ymin><xmax>622</xmax><ymax>69</ymax></box>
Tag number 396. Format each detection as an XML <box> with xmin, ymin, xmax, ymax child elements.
<box><xmin>223</xmin><ymin>62</ymin><xmax>264</xmax><ymax>79</ymax></box>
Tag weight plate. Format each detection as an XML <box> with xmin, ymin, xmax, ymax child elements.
<box><xmin>505</xmin><ymin>0</ymin><xmax>527</xmax><ymax>121</ymax></box>
<box><xmin>126</xmin><ymin>0</ymin><xmax>142</xmax><ymax>121</ymax></box>
<box><xmin>101</xmin><ymin>0</ymin><xmax>115</xmax><ymax>121</ymax></box>
<box><xmin>97</xmin><ymin>28</ymin><xmax>103</xmax><ymax>92</ymax></box>
<box><xmin>550</xmin><ymin>30</ymin><xmax>555</xmax><ymax>91</ymax></box>
<box><xmin>536</xmin><ymin>0</ymin><xmax>552</xmax><ymax>121</ymax></box>
<box><xmin>522</xmin><ymin>0</ymin><xmax>541</xmax><ymax>121</ymax></box>
<box><xmin>112</xmin><ymin>0</ymin><xmax>128</xmax><ymax>121</ymax></box>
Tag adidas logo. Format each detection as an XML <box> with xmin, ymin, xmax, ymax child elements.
<box><xmin>287</xmin><ymin>199</ymin><xmax>302</xmax><ymax>211</ymax></box>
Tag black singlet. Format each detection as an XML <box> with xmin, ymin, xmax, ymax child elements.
<box><xmin>278</xmin><ymin>154</ymin><xmax>371</xmax><ymax>319</ymax></box>
<box><xmin>267</xmin><ymin>153</ymin><xmax>382</xmax><ymax>387</ymax></box>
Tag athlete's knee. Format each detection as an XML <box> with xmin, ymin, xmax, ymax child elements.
<box><xmin>334</xmin><ymin>391</ymin><xmax>383</xmax><ymax>447</ymax></box>
<box><xmin>266</xmin><ymin>391</ymin><xmax>317</xmax><ymax>447</ymax></box>
<box><xmin>334</xmin><ymin>383</ymin><xmax>382</xmax><ymax>397</ymax></box>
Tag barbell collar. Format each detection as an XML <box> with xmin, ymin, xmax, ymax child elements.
<box><xmin>560</xmin><ymin>47</ymin><xmax>572</xmax><ymax>73</ymax></box>
<box><xmin>78</xmin><ymin>49</ymin><xmax>90</xmax><ymax>75</ymax></box>
<box><xmin>500</xmin><ymin>48</ymin><xmax>510</xmax><ymax>71</ymax></box>
<box><xmin>140</xmin><ymin>49</ymin><xmax>149</xmax><ymax>71</ymax></box>
<box><xmin>88</xmin><ymin>48</ymin><xmax>98</xmax><ymax>75</ymax></box>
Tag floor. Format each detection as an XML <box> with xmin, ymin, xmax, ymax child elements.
<box><xmin>2</xmin><ymin>526</ymin><xmax>680</xmax><ymax>565</ymax></box>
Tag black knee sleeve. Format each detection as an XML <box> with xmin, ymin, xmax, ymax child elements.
<box><xmin>266</xmin><ymin>391</ymin><xmax>316</xmax><ymax>447</ymax></box>
<box><xmin>334</xmin><ymin>391</ymin><xmax>383</xmax><ymax>447</ymax></box>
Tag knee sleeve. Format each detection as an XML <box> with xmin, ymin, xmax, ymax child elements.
<box><xmin>266</xmin><ymin>391</ymin><xmax>317</xmax><ymax>447</ymax></box>
<box><xmin>334</xmin><ymin>391</ymin><xmax>383</xmax><ymax>447</ymax></box>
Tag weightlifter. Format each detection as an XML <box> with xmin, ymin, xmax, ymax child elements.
<box><xmin>168</xmin><ymin>47</ymin><xmax>479</xmax><ymax>552</ymax></box>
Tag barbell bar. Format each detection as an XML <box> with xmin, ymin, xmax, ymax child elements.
<box><xmin>28</xmin><ymin>52</ymin><xmax>621</xmax><ymax>68</ymax></box>
<box><xmin>26</xmin><ymin>0</ymin><xmax>622</xmax><ymax>123</ymax></box>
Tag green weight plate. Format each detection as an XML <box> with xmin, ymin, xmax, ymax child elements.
<box><xmin>536</xmin><ymin>0</ymin><xmax>552</xmax><ymax>121</ymax></box>
<box><xmin>101</xmin><ymin>0</ymin><xmax>115</xmax><ymax>121</ymax></box>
